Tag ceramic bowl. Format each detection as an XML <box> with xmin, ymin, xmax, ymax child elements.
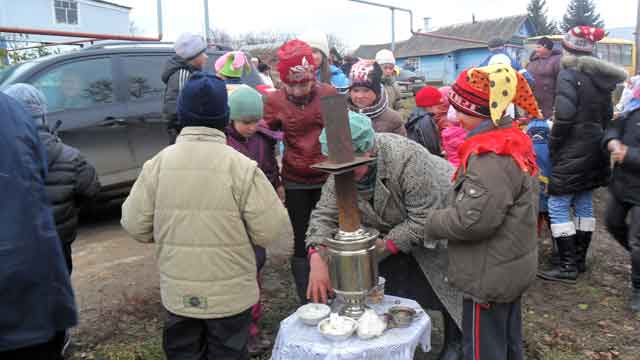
<box><xmin>317</xmin><ymin>316</ymin><xmax>358</xmax><ymax>341</ymax></box>
<box><xmin>296</xmin><ymin>303</ymin><xmax>331</xmax><ymax>326</ymax></box>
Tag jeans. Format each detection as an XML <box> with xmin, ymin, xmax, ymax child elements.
<box><xmin>548</xmin><ymin>191</ymin><xmax>594</xmax><ymax>224</ymax></box>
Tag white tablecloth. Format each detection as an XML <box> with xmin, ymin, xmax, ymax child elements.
<box><xmin>271</xmin><ymin>295</ymin><xmax>431</xmax><ymax>360</ymax></box>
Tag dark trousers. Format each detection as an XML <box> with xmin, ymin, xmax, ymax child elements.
<box><xmin>284</xmin><ymin>188</ymin><xmax>322</xmax><ymax>258</ymax></box>
<box><xmin>0</xmin><ymin>333</ymin><xmax>64</xmax><ymax>360</ymax></box>
<box><xmin>62</xmin><ymin>242</ymin><xmax>73</xmax><ymax>275</ymax></box>
<box><xmin>163</xmin><ymin>309</ymin><xmax>252</xmax><ymax>360</ymax></box>
<box><xmin>462</xmin><ymin>298</ymin><xmax>524</xmax><ymax>360</ymax></box>
<box><xmin>605</xmin><ymin>194</ymin><xmax>640</xmax><ymax>289</ymax></box>
<box><xmin>379</xmin><ymin>253</ymin><xmax>446</xmax><ymax>312</ymax></box>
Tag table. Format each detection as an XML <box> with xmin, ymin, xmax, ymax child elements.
<box><xmin>271</xmin><ymin>295</ymin><xmax>431</xmax><ymax>360</ymax></box>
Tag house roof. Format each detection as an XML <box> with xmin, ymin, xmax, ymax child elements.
<box><xmin>90</xmin><ymin>0</ymin><xmax>132</xmax><ymax>10</ymax></box>
<box><xmin>353</xmin><ymin>14</ymin><xmax>532</xmax><ymax>59</ymax></box>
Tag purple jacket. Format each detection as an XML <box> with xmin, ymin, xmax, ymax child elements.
<box><xmin>225</xmin><ymin>121</ymin><xmax>282</xmax><ymax>188</ymax></box>
<box><xmin>526</xmin><ymin>49</ymin><xmax>562</xmax><ymax>119</ymax></box>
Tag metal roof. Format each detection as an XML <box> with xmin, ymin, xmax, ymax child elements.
<box><xmin>353</xmin><ymin>14</ymin><xmax>532</xmax><ymax>59</ymax></box>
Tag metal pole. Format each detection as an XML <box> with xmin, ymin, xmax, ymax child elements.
<box><xmin>391</xmin><ymin>8</ymin><xmax>395</xmax><ymax>52</ymax></box>
<box><xmin>636</xmin><ymin>0</ymin><xmax>640</xmax><ymax>74</ymax></box>
<box><xmin>204</xmin><ymin>0</ymin><xmax>211</xmax><ymax>43</ymax></box>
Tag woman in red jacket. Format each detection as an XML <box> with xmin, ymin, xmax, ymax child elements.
<box><xmin>263</xmin><ymin>40</ymin><xmax>337</xmax><ymax>303</ymax></box>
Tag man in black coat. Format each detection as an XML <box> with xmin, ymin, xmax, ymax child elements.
<box><xmin>603</xmin><ymin>101</ymin><xmax>640</xmax><ymax>313</ymax></box>
<box><xmin>538</xmin><ymin>26</ymin><xmax>627</xmax><ymax>284</ymax></box>
<box><xmin>4</xmin><ymin>84</ymin><xmax>100</xmax><ymax>274</ymax></box>
<box><xmin>162</xmin><ymin>33</ymin><xmax>209</xmax><ymax>144</ymax></box>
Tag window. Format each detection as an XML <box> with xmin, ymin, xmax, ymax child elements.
<box><xmin>404</xmin><ymin>57</ymin><xmax>420</xmax><ymax>72</ymax></box>
<box><xmin>121</xmin><ymin>56</ymin><xmax>166</xmax><ymax>101</ymax></box>
<box><xmin>595</xmin><ymin>44</ymin><xmax>609</xmax><ymax>62</ymax></box>
<box><xmin>609</xmin><ymin>44</ymin><xmax>622</xmax><ymax>66</ymax></box>
<box><xmin>54</xmin><ymin>0</ymin><xmax>78</xmax><ymax>25</ymax></box>
<box><xmin>622</xmin><ymin>45</ymin><xmax>633</xmax><ymax>67</ymax></box>
<box><xmin>31</xmin><ymin>58</ymin><xmax>114</xmax><ymax>113</ymax></box>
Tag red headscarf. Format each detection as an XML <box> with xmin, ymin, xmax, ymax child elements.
<box><xmin>277</xmin><ymin>40</ymin><xmax>316</xmax><ymax>84</ymax></box>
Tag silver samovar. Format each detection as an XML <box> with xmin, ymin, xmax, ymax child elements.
<box><xmin>312</xmin><ymin>95</ymin><xmax>378</xmax><ymax>319</ymax></box>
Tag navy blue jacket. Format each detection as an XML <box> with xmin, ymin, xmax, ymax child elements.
<box><xmin>0</xmin><ymin>93</ymin><xmax>77</xmax><ymax>351</ymax></box>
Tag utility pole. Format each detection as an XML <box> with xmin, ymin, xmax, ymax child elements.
<box><xmin>204</xmin><ymin>0</ymin><xmax>211</xmax><ymax>43</ymax></box>
<box><xmin>348</xmin><ymin>0</ymin><xmax>412</xmax><ymax>53</ymax></box>
<box><xmin>391</xmin><ymin>8</ymin><xmax>395</xmax><ymax>51</ymax></box>
<box><xmin>636</xmin><ymin>0</ymin><xmax>640</xmax><ymax>74</ymax></box>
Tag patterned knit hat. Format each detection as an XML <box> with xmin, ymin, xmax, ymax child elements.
<box><xmin>277</xmin><ymin>40</ymin><xmax>317</xmax><ymax>84</ymax></box>
<box><xmin>349</xmin><ymin>59</ymin><xmax>383</xmax><ymax>96</ymax></box>
<box><xmin>215</xmin><ymin>51</ymin><xmax>251</xmax><ymax>79</ymax></box>
<box><xmin>449</xmin><ymin>70</ymin><xmax>491</xmax><ymax>119</ymax></box>
<box><xmin>563</xmin><ymin>26</ymin><xmax>606</xmax><ymax>53</ymax></box>
<box><xmin>450</xmin><ymin>64</ymin><xmax>542</xmax><ymax>124</ymax></box>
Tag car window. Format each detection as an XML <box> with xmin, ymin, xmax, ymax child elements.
<box><xmin>121</xmin><ymin>55</ymin><xmax>166</xmax><ymax>101</ymax></box>
<box><xmin>31</xmin><ymin>57</ymin><xmax>114</xmax><ymax>113</ymax></box>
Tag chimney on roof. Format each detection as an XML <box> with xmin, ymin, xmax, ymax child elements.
<box><xmin>423</xmin><ymin>17</ymin><xmax>432</xmax><ymax>32</ymax></box>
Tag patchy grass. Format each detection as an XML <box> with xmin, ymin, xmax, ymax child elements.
<box><xmin>397</xmin><ymin>97</ymin><xmax>416</xmax><ymax>121</ymax></box>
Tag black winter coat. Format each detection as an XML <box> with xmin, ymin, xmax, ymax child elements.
<box><xmin>161</xmin><ymin>56</ymin><xmax>197</xmax><ymax>135</ymax></box>
<box><xmin>603</xmin><ymin>109</ymin><xmax>640</xmax><ymax>205</ymax></box>
<box><xmin>549</xmin><ymin>54</ymin><xmax>627</xmax><ymax>195</ymax></box>
<box><xmin>40</xmin><ymin>130</ymin><xmax>100</xmax><ymax>245</ymax></box>
<box><xmin>405</xmin><ymin>108</ymin><xmax>443</xmax><ymax>157</ymax></box>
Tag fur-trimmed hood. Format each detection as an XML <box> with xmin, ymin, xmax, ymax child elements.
<box><xmin>561</xmin><ymin>54</ymin><xmax>628</xmax><ymax>92</ymax></box>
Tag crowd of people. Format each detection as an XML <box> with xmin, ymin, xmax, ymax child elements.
<box><xmin>1</xmin><ymin>23</ymin><xmax>639</xmax><ymax>360</ymax></box>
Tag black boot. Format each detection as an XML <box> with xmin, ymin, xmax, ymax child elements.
<box><xmin>549</xmin><ymin>235</ymin><xmax>562</xmax><ymax>266</ymax></box>
<box><xmin>438</xmin><ymin>311</ymin><xmax>463</xmax><ymax>360</ymax></box>
<box><xmin>538</xmin><ymin>235</ymin><xmax>578</xmax><ymax>284</ymax></box>
<box><xmin>575</xmin><ymin>231</ymin><xmax>593</xmax><ymax>273</ymax></box>
<box><xmin>631</xmin><ymin>250</ymin><xmax>640</xmax><ymax>313</ymax></box>
<box><xmin>290</xmin><ymin>257</ymin><xmax>310</xmax><ymax>304</ymax></box>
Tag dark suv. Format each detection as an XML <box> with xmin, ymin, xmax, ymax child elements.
<box><xmin>0</xmin><ymin>43</ymin><xmax>263</xmax><ymax>201</ymax></box>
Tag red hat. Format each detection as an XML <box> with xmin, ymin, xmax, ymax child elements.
<box><xmin>277</xmin><ymin>40</ymin><xmax>317</xmax><ymax>84</ymax></box>
<box><xmin>448</xmin><ymin>70</ymin><xmax>491</xmax><ymax>118</ymax></box>
<box><xmin>563</xmin><ymin>26</ymin><xmax>606</xmax><ymax>53</ymax></box>
<box><xmin>415</xmin><ymin>86</ymin><xmax>443</xmax><ymax>107</ymax></box>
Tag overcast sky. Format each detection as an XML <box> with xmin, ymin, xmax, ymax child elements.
<box><xmin>118</xmin><ymin>0</ymin><xmax>636</xmax><ymax>49</ymax></box>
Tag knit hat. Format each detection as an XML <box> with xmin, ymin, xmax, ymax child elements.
<box><xmin>349</xmin><ymin>59</ymin><xmax>383</xmax><ymax>96</ymax></box>
<box><xmin>415</xmin><ymin>86</ymin><xmax>443</xmax><ymax>107</ymax></box>
<box><xmin>488</xmin><ymin>37</ymin><xmax>506</xmax><ymax>50</ymax></box>
<box><xmin>3</xmin><ymin>83</ymin><xmax>48</xmax><ymax>126</ymax></box>
<box><xmin>177</xmin><ymin>72</ymin><xmax>229</xmax><ymax>130</ymax></box>
<box><xmin>215</xmin><ymin>51</ymin><xmax>251</xmax><ymax>79</ymax></box>
<box><xmin>277</xmin><ymin>40</ymin><xmax>317</xmax><ymax>84</ymax></box>
<box><xmin>449</xmin><ymin>64</ymin><xmax>542</xmax><ymax>124</ymax></box>
<box><xmin>319</xmin><ymin>111</ymin><xmax>375</xmax><ymax>155</ymax></box>
<box><xmin>174</xmin><ymin>32</ymin><xmax>207</xmax><ymax>61</ymax></box>
<box><xmin>299</xmin><ymin>31</ymin><xmax>330</xmax><ymax>58</ymax></box>
<box><xmin>537</xmin><ymin>37</ymin><xmax>554</xmax><ymax>51</ymax></box>
<box><xmin>563</xmin><ymin>26</ymin><xmax>606</xmax><ymax>54</ymax></box>
<box><xmin>228</xmin><ymin>85</ymin><xmax>263</xmax><ymax>122</ymax></box>
<box><xmin>375</xmin><ymin>49</ymin><xmax>395</xmax><ymax>65</ymax></box>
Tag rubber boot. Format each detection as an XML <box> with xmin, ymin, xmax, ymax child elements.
<box><xmin>575</xmin><ymin>231</ymin><xmax>592</xmax><ymax>274</ymax></box>
<box><xmin>438</xmin><ymin>311</ymin><xmax>463</xmax><ymax>360</ymax></box>
<box><xmin>538</xmin><ymin>235</ymin><xmax>578</xmax><ymax>284</ymax></box>
<box><xmin>549</xmin><ymin>235</ymin><xmax>562</xmax><ymax>266</ymax></box>
<box><xmin>290</xmin><ymin>256</ymin><xmax>310</xmax><ymax>304</ymax></box>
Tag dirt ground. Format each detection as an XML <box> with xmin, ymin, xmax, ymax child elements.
<box><xmin>65</xmin><ymin>189</ymin><xmax>639</xmax><ymax>360</ymax></box>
